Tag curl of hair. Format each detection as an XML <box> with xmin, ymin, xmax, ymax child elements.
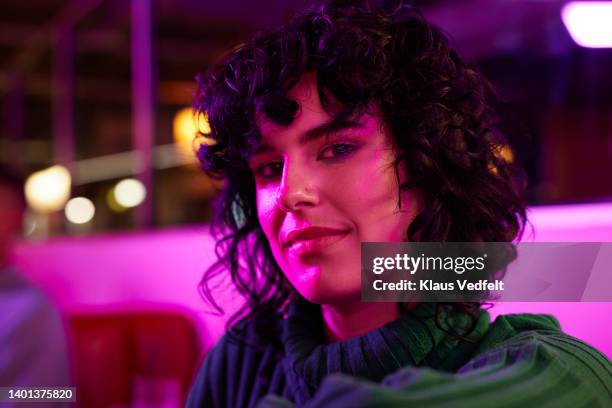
<box><xmin>194</xmin><ymin>0</ymin><xmax>526</xmax><ymax>342</ymax></box>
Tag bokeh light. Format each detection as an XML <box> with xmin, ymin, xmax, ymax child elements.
<box><xmin>113</xmin><ymin>178</ymin><xmax>147</xmax><ymax>208</ymax></box>
<box><xmin>65</xmin><ymin>197</ymin><xmax>96</xmax><ymax>224</ymax></box>
<box><xmin>172</xmin><ymin>107</ymin><xmax>214</xmax><ymax>158</ymax></box>
<box><xmin>561</xmin><ymin>2</ymin><xmax>612</xmax><ymax>48</ymax></box>
<box><xmin>24</xmin><ymin>165</ymin><xmax>72</xmax><ymax>213</ymax></box>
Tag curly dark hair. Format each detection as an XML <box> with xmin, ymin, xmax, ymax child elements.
<box><xmin>194</xmin><ymin>0</ymin><xmax>526</xmax><ymax>340</ymax></box>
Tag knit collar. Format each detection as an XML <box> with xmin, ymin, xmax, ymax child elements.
<box><xmin>281</xmin><ymin>299</ymin><xmax>490</xmax><ymax>404</ymax></box>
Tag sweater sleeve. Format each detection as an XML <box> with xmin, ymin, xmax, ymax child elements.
<box><xmin>186</xmin><ymin>316</ymin><xmax>284</xmax><ymax>408</ymax></box>
<box><xmin>185</xmin><ymin>338</ymin><xmax>226</xmax><ymax>408</ymax></box>
<box><xmin>258</xmin><ymin>331</ymin><xmax>612</xmax><ymax>408</ymax></box>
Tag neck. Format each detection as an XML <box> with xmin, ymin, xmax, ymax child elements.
<box><xmin>321</xmin><ymin>301</ymin><xmax>401</xmax><ymax>343</ymax></box>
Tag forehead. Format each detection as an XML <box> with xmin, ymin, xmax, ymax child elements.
<box><xmin>256</xmin><ymin>73</ymin><xmax>327</xmax><ymax>140</ymax></box>
<box><xmin>256</xmin><ymin>73</ymin><xmax>383</xmax><ymax>147</ymax></box>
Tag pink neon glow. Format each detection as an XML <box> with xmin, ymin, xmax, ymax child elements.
<box><xmin>11</xmin><ymin>203</ymin><xmax>612</xmax><ymax>357</ymax></box>
<box><xmin>524</xmin><ymin>202</ymin><xmax>612</xmax><ymax>241</ymax></box>
<box><xmin>561</xmin><ymin>2</ymin><xmax>612</xmax><ymax>48</ymax></box>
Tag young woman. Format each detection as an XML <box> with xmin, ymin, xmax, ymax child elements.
<box><xmin>187</xmin><ymin>1</ymin><xmax>612</xmax><ymax>407</ymax></box>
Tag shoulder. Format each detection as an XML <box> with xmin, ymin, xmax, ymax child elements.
<box><xmin>0</xmin><ymin>268</ymin><xmax>70</xmax><ymax>386</ymax></box>
<box><xmin>479</xmin><ymin>312</ymin><xmax>610</xmax><ymax>364</ymax></box>
<box><xmin>0</xmin><ymin>268</ymin><xmax>65</xmax><ymax>340</ymax></box>
<box><xmin>491</xmin><ymin>312</ymin><xmax>562</xmax><ymax>333</ymax></box>
<box><xmin>186</xmin><ymin>312</ymin><xmax>284</xmax><ymax>408</ymax></box>
<box><xmin>468</xmin><ymin>312</ymin><xmax>612</xmax><ymax>402</ymax></box>
<box><xmin>198</xmin><ymin>313</ymin><xmax>283</xmax><ymax>378</ymax></box>
<box><xmin>475</xmin><ymin>312</ymin><xmax>560</xmax><ymax>352</ymax></box>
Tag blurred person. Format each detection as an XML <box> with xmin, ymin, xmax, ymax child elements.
<box><xmin>0</xmin><ymin>164</ymin><xmax>72</xmax><ymax>391</ymax></box>
<box><xmin>187</xmin><ymin>1</ymin><xmax>612</xmax><ymax>407</ymax></box>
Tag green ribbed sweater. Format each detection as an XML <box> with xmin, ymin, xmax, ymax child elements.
<box><xmin>187</xmin><ymin>300</ymin><xmax>612</xmax><ymax>408</ymax></box>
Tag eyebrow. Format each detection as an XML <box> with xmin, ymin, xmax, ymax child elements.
<box><xmin>254</xmin><ymin>118</ymin><xmax>364</xmax><ymax>154</ymax></box>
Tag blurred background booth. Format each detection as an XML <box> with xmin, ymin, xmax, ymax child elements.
<box><xmin>1</xmin><ymin>0</ymin><xmax>612</xmax><ymax>406</ymax></box>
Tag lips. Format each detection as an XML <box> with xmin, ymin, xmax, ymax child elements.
<box><xmin>284</xmin><ymin>226</ymin><xmax>350</xmax><ymax>256</ymax></box>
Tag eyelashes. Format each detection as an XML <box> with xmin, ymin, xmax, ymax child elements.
<box><xmin>318</xmin><ymin>142</ymin><xmax>358</xmax><ymax>160</ymax></box>
<box><xmin>252</xmin><ymin>142</ymin><xmax>359</xmax><ymax>180</ymax></box>
<box><xmin>254</xmin><ymin>161</ymin><xmax>283</xmax><ymax>179</ymax></box>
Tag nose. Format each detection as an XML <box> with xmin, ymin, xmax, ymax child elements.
<box><xmin>275</xmin><ymin>159</ymin><xmax>319</xmax><ymax>212</ymax></box>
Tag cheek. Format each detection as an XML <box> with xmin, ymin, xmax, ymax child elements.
<box><xmin>256</xmin><ymin>187</ymin><xmax>280</xmax><ymax>241</ymax></box>
<box><xmin>339</xmin><ymin>154</ymin><xmax>399</xmax><ymax>213</ymax></box>
<box><xmin>333</xmin><ymin>154</ymin><xmax>418</xmax><ymax>241</ymax></box>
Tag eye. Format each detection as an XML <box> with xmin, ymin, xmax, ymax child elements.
<box><xmin>254</xmin><ymin>161</ymin><xmax>284</xmax><ymax>179</ymax></box>
<box><xmin>319</xmin><ymin>143</ymin><xmax>358</xmax><ymax>160</ymax></box>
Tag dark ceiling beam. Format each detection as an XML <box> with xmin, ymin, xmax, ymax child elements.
<box><xmin>0</xmin><ymin>0</ymin><xmax>105</xmax><ymax>94</ymax></box>
<box><xmin>0</xmin><ymin>73</ymin><xmax>195</xmax><ymax>105</ymax></box>
<box><xmin>0</xmin><ymin>24</ymin><xmax>123</xmax><ymax>51</ymax></box>
<box><xmin>0</xmin><ymin>22</ymin><xmax>232</xmax><ymax>65</ymax></box>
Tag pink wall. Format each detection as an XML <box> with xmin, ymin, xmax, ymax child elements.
<box><xmin>12</xmin><ymin>226</ymin><xmax>241</xmax><ymax>353</ymax></box>
<box><xmin>12</xmin><ymin>203</ymin><xmax>612</xmax><ymax>357</ymax></box>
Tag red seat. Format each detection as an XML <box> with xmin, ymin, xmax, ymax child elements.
<box><xmin>68</xmin><ymin>310</ymin><xmax>201</xmax><ymax>408</ymax></box>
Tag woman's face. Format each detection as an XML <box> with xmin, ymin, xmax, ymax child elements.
<box><xmin>250</xmin><ymin>73</ymin><xmax>420</xmax><ymax>306</ymax></box>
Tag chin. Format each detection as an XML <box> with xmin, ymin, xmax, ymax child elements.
<box><xmin>293</xmin><ymin>271</ymin><xmax>362</xmax><ymax>306</ymax></box>
<box><xmin>283</xmin><ymin>255</ymin><xmax>362</xmax><ymax>304</ymax></box>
